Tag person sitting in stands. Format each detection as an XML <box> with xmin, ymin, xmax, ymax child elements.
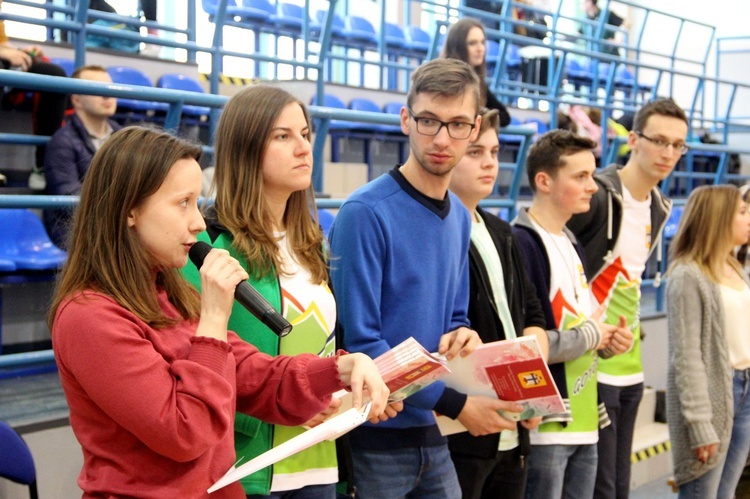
<box><xmin>44</xmin><ymin>65</ymin><xmax>120</xmax><ymax>248</ymax></box>
<box><xmin>442</xmin><ymin>18</ymin><xmax>511</xmax><ymax>128</ymax></box>
<box><xmin>0</xmin><ymin>0</ymin><xmax>67</xmax><ymax>189</ymax></box>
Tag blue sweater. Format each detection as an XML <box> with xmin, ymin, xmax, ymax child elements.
<box><xmin>329</xmin><ymin>168</ymin><xmax>471</xmax><ymax>443</ymax></box>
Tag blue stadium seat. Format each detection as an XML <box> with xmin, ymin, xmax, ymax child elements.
<box><xmin>614</xmin><ymin>64</ymin><xmax>653</xmax><ymax>101</ymax></box>
<box><xmin>0</xmin><ymin>420</ymin><xmax>38</xmax><ymax>499</ymax></box>
<box><xmin>235</xmin><ymin>0</ymin><xmax>275</xmax><ymax>23</ymax></box>
<box><xmin>344</xmin><ymin>15</ymin><xmax>378</xmax><ymax>46</ymax></box>
<box><xmin>564</xmin><ymin>57</ymin><xmax>595</xmax><ymax>94</ymax></box>
<box><xmin>202</xmin><ymin>0</ymin><xmax>272</xmax><ymax>23</ymax></box>
<box><xmin>384</xmin><ymin>22</ymin><xmax>408</xmax><ymax>50</ymax></box>
<box><xmin>274</xmin><ymin>2</ymin><xmax>304</xmax><ymax>36</ymax></box>
<box><xmin>486</xmin><ymin>40</ymin><xmax>501</xmax><ymax>70</ymax></box>
<box><xmin>317</xmin><ymin>208</ymin><xmax>335</xmax><ymax>238</ymax></box>
<box><xmin>404</xmin><ymin>25</ymin><xmax>431</xmax><ymax>56</ymax></box>
<box><xmin>380</xmin><ymin>102</ymin><xmax>404</xmax><ymax>133</ymax></box>
<box><xmin>156</xmin><ymin>73</ymin><xmax>210</xmax><ymax>119</ymax></box>
<box><xmin>348</xmin><ymin>98</ymin><xmax>384</xmax><ymax>132</ymax></box>
<box><xmin>310</xmin><ymin>10</ymin><xmax>346</xmax><ymax>39</ymax></box>
<box><xmin>382</xmin><ymin>22</ymin><xmax>409</xmax><ymax>90</ymax></box>
<box><xmin>662</xmin><ymin>205</ymin><xmax>684</xmax><ymax>240</ymax></box>
<box><xmin>379</xmin><ymin>102</ymin><xmax>408</xmax><ymax>164</ymax></box>
<box><xmin>0</xmin><ymin>256</ymin><xmax>15</xmax><ymax>272</ymax></box>
<box><xmin>314</xmin><ymin>94</ymin><xmax>357</xmax><ymax>131</ymax></box>
<box><xmin>524</xmin><ymin>117</ymin><xmax>549</xmax><ymax>134</ymax></box>
<box><xmin>106</xmin><ymin>66</ymin><xmax>168</xmax><ymax>119</ymax></box>
<box><xmin>48</xmin><ymin>57</ymin><xmax>75</xmax><ymax>77</ymax></box>
<box><xmin>0</xmin><ymin>210</ymin><xmax>66</xmax><ymax>271</ymax></box>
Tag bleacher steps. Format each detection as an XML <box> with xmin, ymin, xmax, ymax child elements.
<box><xmin>631</xmin><ymin>386</ymin><xmax>672</xmax><ymax>491</ymax></box>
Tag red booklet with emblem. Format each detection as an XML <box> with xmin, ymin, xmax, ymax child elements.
<box><xmin>373</xmin><ymin>336</ymin><xmax>450</xmax><ymax>402</ymax></box>
<box><xmin>434</xmin><ymin>335</ymin><xmax>564</xmax><ymax>435</ymax></box>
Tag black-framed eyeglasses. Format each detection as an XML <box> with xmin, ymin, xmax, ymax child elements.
<box><xmin>407</xmin><ymin>108</ymin><xmax>476</xmax><ymax>140</ymax></box>
<box><xmin>635</xmin><ymin>131</ymin><xmax>689</xmax><ymax>155</ymax></box>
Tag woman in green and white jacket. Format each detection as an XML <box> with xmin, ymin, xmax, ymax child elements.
<box><xmin>184</xmin><ymin>85</ymin><xmax>368</xmax><ymax>498</ymax></box>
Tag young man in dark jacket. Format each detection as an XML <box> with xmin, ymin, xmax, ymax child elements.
<box><xmin>567</xmin><ymin>98</ymin><xmax>688</xmax><ymax>499</ymax></box>
<box><xmin>44</xmin><ymin>65</ymin><xmax>120</xmax><ymax>247</ymax></box>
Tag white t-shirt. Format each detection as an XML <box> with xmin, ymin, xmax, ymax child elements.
<box><xmin>470</xmin><ymin>213</ymin><xmax>519</xmax><ymax>451</ymax></box>
<box><xmin>611</xmin><ymin>185</ymin><xmax>652</xmax><ymax>283</ymax></box>
<box><xmin>720</xmin><ymin>282</ymin><xmax>750</xmax><ymax>370</ymax></box>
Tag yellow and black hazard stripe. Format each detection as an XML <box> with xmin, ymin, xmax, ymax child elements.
<box><xmin>631</xmin><ymin>440</ymin><xmax>671</xmax><ymax>463</ymax></box>
<box><xmin>198</xmin><ymin>74</ymin><xmax>261</xmax><ymax>86</ymax></box>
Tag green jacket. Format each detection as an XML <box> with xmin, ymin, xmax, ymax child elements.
<box><xmin>183</xmin><ymin>228</ymin><xmax>281</xmax><ymax>495</ymax></box>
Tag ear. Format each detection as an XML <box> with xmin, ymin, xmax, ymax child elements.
<box><xmin>400</xmin><ymin>106</ymin><xmax>410</xmax><ymax>135</ymax></box>
<box><xmin>70</xmin><ymin>94</ymin><xmax>81</xmax><ymax>108</ymax></box>
<box><xmin>127</xmin><ymin>209</ymin><xmax>137</xmax><ymax>228</ymax></box>
<box><xmin>468</xmin><ymin>114</ymin><xmax>482</xmax><ymax>142</ymax></box>
<box><xmin>535</xmin><ymin>171</ymin><xmax>553</xmax><ymax>194</ymax></box>
<box><xmin>627</xmin><ymin>130</ymin><xmax>639</xmax><ymax>150</ymax></box>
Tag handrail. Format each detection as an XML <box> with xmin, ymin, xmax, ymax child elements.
<box><xmin>2</xmin><ymin>0</ymin><xmax>198</xmax><ymax>63</ymax></box>
<box><xmin>0</xmin><ymin>70</ymin><xmax>534</xmax><ymax>195</ymax></box>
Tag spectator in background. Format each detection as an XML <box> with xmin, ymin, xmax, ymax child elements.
<box><xmin>44</xmin><ymin>65</ymin><xmax>120</xmax><ymax>248</ymax></box>
<box><xmin>564</xmin><ymin>105</ymin><xmax>630</xmax><ymax>161</ymax></box>
<box><xmin>666</xmin><ymin>184</ymin><xmax>750</xmax><ymax>499</ymax></box>
<box><xmin>89</xmin><ymin>0</ymin><xmax>159</xmax><ymax>54</ymax></box>
<box><xmin>442</xmin><ymin>18</ymin><xmax>511</xmax><ymax>127</ymax></box>
<box><xmin>0</xmin><ymin>0</ymin><xmax>67</xmax><ymax>189</ymax></box>
<box><xmin>464</xmin><ymin>0</ymin><xmax>500</xmax><ymax>31</ymax></box>
<box><xmin>512</xmin><ymin>0</ymin><xmax>549</xmax><ymax>41</ymax></box>
<box><xmin>579</xmin><ymin>0</ymin><xmax>625</xmax><ymax>57</ymax></box>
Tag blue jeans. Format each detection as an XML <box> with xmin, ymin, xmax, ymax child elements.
<box><xmin>717</xmin><ymin>369</ymin><xmax>750</xmax><ymax>498</ymax></box>
<box><xmin>678</xmin><ymin>457</ymin><xmax>725</xmax><ymax>499</ymax></box>
<box><xmin>350</xmin><ymin>444</ymin><xmax>461</xmax><ymax>498</ymax></box>
<box><xmin>524</xmin><ymin>444</ymin><xmax>597</xmax><ymax>499</ymax></box>
<box><xmin>246</xmin><ymin>483</ymin><xmax>336</xmax><ymax>499</ymax></box>
<box><xmin>594</xmin><ymin>382</ymin><xmax>644</xmax><ymax>499</ymax></box>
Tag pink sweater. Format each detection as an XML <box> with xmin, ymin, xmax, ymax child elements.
<box><xmin>52</xmin><ymin>289</ymin><xmax>343</xmax><ymax>498</ymax></box>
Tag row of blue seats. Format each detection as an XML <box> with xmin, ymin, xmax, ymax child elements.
<box><xmin>565</xmin><ymin>58</ymin><xmax>653</xmax><ymax>96</ymax></box>
<box><xmin>0</xmin><ymin>210</ymin><xmax>65</xmax><ymax>273</ymax></box>
<box><xmin>202</xmin><ymin>0</ymin><xmax>434</xmax><ymax>59</ymax></box>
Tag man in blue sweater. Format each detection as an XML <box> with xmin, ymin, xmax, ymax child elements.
<box><xmin>329</xmin><ymin>58</ymin><xmax>523</xmax><ymax>498</ymax></box>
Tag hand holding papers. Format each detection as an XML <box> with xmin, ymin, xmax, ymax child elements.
<box><xmin>374</xmin><ymin>337</ymin><xmax>450</xmax><ymax>402</ymax></box>
<box><xmin>435</xmin><ymin>335</ymin><xmax>564</xmax><ymax>435</ymax></box>
<box><xmin>209</xmin><ymin>337</ymin><xmax>449</xmax><ymax>494</ymax></box>
<box><xmin>208</xmin><ymin>402</ymin><xmax>373</xmax><ymax>494</ymax></box>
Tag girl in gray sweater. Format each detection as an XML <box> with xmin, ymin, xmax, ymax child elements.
<box><xmin>666</xmin><ymin>184</ymin><xmax>750</xmax><ymax>498</ymax></box>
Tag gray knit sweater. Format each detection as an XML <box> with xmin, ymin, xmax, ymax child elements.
<box><xmin>666</xmin><ymin>262</ymin><xmax>737</xmax><ymax>486</ymax></box>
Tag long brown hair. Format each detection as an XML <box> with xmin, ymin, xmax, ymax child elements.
<box><xmin>668</xmin><ymin>184</ymin><xmax>742</xmax><ymax>282</ymax></box>
<box><xmin>442</xmin><ymin>17</ymin><xmax>487</xmax><ymax>79</ymax></box>
<box><xmin>212</xmin><ymin>85</ymin><xmax>327</xmax><ymax>283</ymax></box>
<box><xmin>48</xmin><ymin>126</ymin><xmax>203</xmax><ymax>329</ymax></box>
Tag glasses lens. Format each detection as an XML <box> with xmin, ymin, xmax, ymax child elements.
<box><xmin>448</xmin><ymin>123</ymin><xmax>472</xmax><ymax>139</ymax></box>
<box><xmin>417</xmin><ymin>120</ymin><xmax>440</xmax><ymax>136</ymax></box>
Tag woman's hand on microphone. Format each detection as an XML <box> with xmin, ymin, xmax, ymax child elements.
<box><xmin>335</xmin><ymin>353</ymin><xmax>390</xmax><ymax>419</ymax></box>
<box><xmin>194</xmin><ymin>248</ymin><xmax>249</xmax><ymax>341</ymax></box>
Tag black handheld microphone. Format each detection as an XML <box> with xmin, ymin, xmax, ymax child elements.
<box><xmin>189</xmin><ymin>241</ymin><xmax>293</xmax><ymax>337</ymax></box>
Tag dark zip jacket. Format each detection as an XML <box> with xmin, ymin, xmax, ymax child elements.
<box><xmin>448</xmin><ymin>208</ymin><xmax>545</xmax><ymax>460</ymax></box>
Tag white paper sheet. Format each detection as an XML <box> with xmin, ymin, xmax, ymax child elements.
<box><xmin>208</xmin><ymin>400</ymin><xmax>372</xmax><ymax>494</ymax></box>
